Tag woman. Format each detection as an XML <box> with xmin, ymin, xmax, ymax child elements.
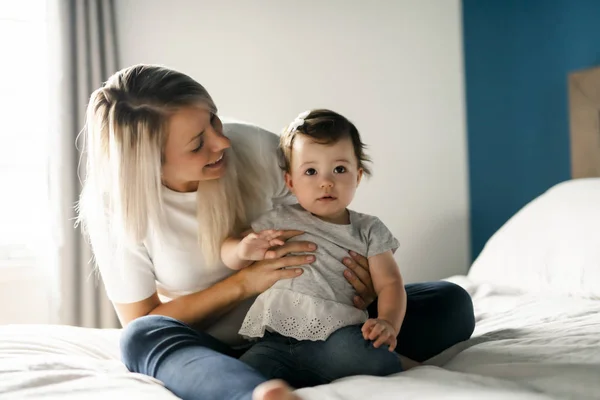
<box><xmin>78</xmin><ymin>64</ymin><xmax>475</xmax><ymax>400</ymax></box>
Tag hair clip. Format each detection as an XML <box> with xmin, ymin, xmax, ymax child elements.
<box><xmin>288</xmin><ymin>110</ymin><xmax>310</xmax><ymax>132</ymax></box>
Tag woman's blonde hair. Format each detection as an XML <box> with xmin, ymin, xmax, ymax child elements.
<box><xmin>77</xmin><ymin>64</ymin><xmax>263</xmax><ymax>268</ymax></box>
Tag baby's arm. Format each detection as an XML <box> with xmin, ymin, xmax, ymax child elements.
<box><xmin>221</xmin><ymin>232</ymin><xmax>252</xmax><ymax>270</ymax></box>
<box><xmin>221</xmin><ymin>229</ymin><xmax>285</xmax><ymax>270</ymax></box>
<box><xmin>361</xmin><ymin>250</ymin><xmax>406</xmax><ymax>350</ymax></box>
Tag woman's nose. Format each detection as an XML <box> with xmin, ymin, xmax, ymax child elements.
<box><xmin>207</xmin><ymin>127</ymin><xmax>231</xmax><ymax>152</ymax></box>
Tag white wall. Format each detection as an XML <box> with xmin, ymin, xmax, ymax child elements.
<box><xmin>115</xmin><ymin>0</ymin><xmax>470</xmax><ymax>282</ymax></box>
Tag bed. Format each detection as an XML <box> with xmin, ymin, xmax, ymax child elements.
<box><xmin>2</xmin><ymin>178</ymin><xmax>599</xmax><ymax>399</ymax></box>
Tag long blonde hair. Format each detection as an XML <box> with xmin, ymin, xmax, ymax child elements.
<box><xmin>77</xmin><ymin>64</ymin><xmax>263</xmax><ymax>268</ymax></box>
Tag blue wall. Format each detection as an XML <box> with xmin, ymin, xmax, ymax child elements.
<box><xmin>463</xmin><ymin>0</ymin><xmax>600</xmax><ymax>260</ymax></box>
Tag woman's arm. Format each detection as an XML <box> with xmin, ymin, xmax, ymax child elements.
<box><xmin>115</xmin><ymin>238</ymin><xmax>315</xmax><ymax>327</ymax></box>
<box><xmin>114</xmin><ymin>275</ymin><xmax>245</xmax><ymax>328</ymax></box>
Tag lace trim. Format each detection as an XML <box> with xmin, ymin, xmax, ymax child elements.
<box><xmin>239</xmin><ymin>289</ymin><xmax>368</xmax><ymax>341</ymax></box>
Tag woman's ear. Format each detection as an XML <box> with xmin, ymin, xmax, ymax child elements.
<box><xmin>356</xmin><ymin>168</ymin><xmax>363</xmax><ymax>186</ymax></box>
<box><xmin>285</xmin><ymin>172</ymin><xmax>294</xmax><ymax>191</ymax></box>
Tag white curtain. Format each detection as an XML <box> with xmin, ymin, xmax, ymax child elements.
<box><xmin>46</xmin><ymin>0</ymin><xmax>120</xmax><ymax>328</ymax></box>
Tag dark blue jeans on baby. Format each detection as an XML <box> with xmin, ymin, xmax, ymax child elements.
<box><xmin>240</xmin><ymin>324</ymin><xmax>403</xmax><ymax>388</ymax></box>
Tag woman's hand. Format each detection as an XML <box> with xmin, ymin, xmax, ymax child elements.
<box><xmin>343</xmin><ymin>251</ymin><xmax>376</xmax><ymax>310</ymax></box>
<box><xmin>235</xmin><ymin>230</ymin><xmax>316</xmax><ymax>297</ymax></box>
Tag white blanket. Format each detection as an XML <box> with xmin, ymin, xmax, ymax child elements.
<box><xmin>1</xmin><ymin>277</ymin><xmax>599</xmax><ymax>399</ymax></box>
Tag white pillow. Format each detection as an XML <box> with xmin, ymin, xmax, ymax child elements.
<box><xmin>468</xmin><ymin>178</ymin><xmax>600</xmax><ymax>299</ymax></box>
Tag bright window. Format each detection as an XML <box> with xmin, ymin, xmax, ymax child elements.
<box><xmin>0</xmin><ymin>0</ymin><xmax>49</xmax><ymax>268</ymax></box>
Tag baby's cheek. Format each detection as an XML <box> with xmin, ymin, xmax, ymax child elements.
<box><xmin>294</xmin><ymin>192</ymin><xmax>317</xmax><ymax>210</ymax></box>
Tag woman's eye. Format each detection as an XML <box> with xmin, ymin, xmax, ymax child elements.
<box><xmin>191</xmin><ymin>139</ymin><xmax>204</xmax><ymax>153</ymax></box>
<box><xmin>333</xmin><ymin>166</ymin><xmax>346</xmax><ymax>173</ymax></box>
<box><xmin>305</xmin><ymin>168</ymin><xmax>317</xmax><ymax>176</ymax></box>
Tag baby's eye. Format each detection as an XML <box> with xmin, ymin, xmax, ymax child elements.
<box><xmin>333</xmin><ymin>166</ymin><xmax>346</xmax><ymax>174</ymax></box>
<box><xmin>305</xmin><ymin>168</ymin><xmax>317</xmax><ymax>176</ymax></box>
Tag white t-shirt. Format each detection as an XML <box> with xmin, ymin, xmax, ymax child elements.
<box><xmin>91</xmin><ymin>122</ymin><xmax>294</xmax><ymax>346</ymax></box>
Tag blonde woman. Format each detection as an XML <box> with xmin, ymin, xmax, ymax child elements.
<box><xmin>78</xmin><ymin>64</ymin><xmax>475</xmax><ymax>400</ymax></box>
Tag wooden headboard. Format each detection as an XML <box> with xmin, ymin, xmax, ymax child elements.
<box><xmin>568</xmin><ymin>66</ymin><xmax>600</xmax><ymax>178</ymax></box>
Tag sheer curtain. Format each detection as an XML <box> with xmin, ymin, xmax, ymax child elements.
<box><xmin>0</xmin><ymin>1</ymin><xmax>53</xmax><ymax>324</ymax></box>
<box><xmin>47</xmin><ymin>0</ymin><xmax>120</xmax><ymax>328</ymax></box>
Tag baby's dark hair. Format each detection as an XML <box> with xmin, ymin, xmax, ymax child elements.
<box><xmin>279</xmin><ymin>109</ymin><xmax>372</xmax><ymax>175</ymax></box>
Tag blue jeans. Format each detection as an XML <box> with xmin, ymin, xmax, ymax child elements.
<box><xmin>121</xmin><ymin>281</ymin><xmax>475</xmax><ymax>400</ymax></box>
<box><xmin>240</xmin><ymin>325</ymin><xmax>403</xmax><ymax>389</ymax></box>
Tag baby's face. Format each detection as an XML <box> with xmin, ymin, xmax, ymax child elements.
<box><xmin>285</xmin><ymin>134</ymin><xmax>362</xmax><ymax>223</ymax></box>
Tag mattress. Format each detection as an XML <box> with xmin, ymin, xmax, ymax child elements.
<box><xmin>1</xmin><ymin>277</ymin><xmax>599</xmax><ymax>399</ymax></box>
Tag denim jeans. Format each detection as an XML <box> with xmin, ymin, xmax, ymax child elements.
<box><xmin>120</xmin><ymin>281</ymin><xmax>475</xmax><ymax>400</ymax></box>
<box><xmin>240</xmin><ymin>324</ymin><xmax>403</xmax><ymax>389</ymax></box>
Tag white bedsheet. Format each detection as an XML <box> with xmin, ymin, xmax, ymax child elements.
<box><xmin>1</xmin><ymin>277</ymin><xmax>599</xmax><ymax>399</ymax></box>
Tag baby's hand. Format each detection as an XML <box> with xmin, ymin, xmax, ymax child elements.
<box><xmin>361</xmin><ymin>318</ymin><xmax>398</xmax><ymax>352</ymax></box>
<box><xmin>237</xmin><ymin>229</ymin><xmax>285</xmax><ymax>261</ymax></box>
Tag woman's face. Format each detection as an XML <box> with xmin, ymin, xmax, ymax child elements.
<box><xmin>162</xmin><ymin>106</ymin><xmax>230</xmax><ymax>192</ymax></box>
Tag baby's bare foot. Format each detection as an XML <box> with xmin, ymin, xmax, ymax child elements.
<box><xmin>252</xmin><ymin>380</ymin><xmax>301</xmax><ymax>400</ymax></box>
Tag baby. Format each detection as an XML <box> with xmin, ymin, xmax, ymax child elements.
<box><xmin>221</xmin><ymin>109</ymin><xmax>412</xmax><ymax>388</ymax></box>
